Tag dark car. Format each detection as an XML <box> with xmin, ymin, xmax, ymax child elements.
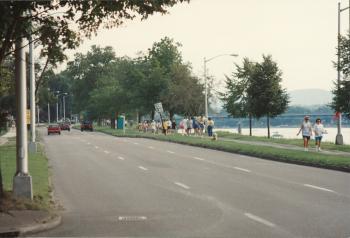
<box><xmin>81</xmin><ymin>121</ymin><xmax>93</xmax><ymax>132</ymax></box>
<box><xmin>48</xmin><ymin>124</ymin><xmax>61</xmax><ymax>135</ymax></box>
<box><xmin>59</xmin><ymin>122</ymin><xmax>71</xmax><ymax>131</ymax></box>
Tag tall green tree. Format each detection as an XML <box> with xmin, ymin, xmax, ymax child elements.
<box><xmin>248</xmin><ymin>55</ymin><xmax>289</xmax><ymax>138</ymax></box>
<box><xmin>332</xmin><ymin>33</ymin><xmax>350</xmax><ymax>117</ymax></box>
<box><xmin>0</xmin><ymin>0</ymin><xmax>189</xmax><ymax>67</ymax></box>
<box><xmin>221</xmin><ymin>58</ymin><xmax>256</xmax><ymax>135</ymax></box>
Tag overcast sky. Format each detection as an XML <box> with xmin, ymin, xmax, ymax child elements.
<box><xmin>65</xmin><ymin>0</ymin><xmax>350</xmax><ymax>92</ymax></box>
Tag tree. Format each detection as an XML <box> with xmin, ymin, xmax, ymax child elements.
<box><xmin>248</xmin><ymin>55</ymin><xmax>289</xmax><ymax>138</ymax></box>
<box><xmin>332</xmin><ymin>33</ymin><xmax>350</xmax><ymax>117</ymax></box>
<box><xmin>0</xmin><ymin>0</ymin><xmax>190</xmax><ymax>68</ymax></box>
<box><xmin>331</xmin><ymin>80</ymin><xmax>350</xmax><ymax>118</ymax></box>
<box><xmin>221</xmin><ymin>58</ymin><xmax>255</xmax><ymax>135</ymax></box>
<box><xmin>161</xmin><ymin>63</ymin><xmax>204</xmax><ymax>119</ymax></box>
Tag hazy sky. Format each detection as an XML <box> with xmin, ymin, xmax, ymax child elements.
<box><xmin>65</xmin><ymin>0</ymin><xmax>350</xmax><ymax>92</ymax></box>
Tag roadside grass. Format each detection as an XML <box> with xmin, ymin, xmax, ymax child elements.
<box><xmin>216</xmin><ymin>131</ymin><xmax>350</xmax><ymax>153</ymax></box>
<box><xmin>92</xmin><ymin>126</ymin><xmax>350</xmax><ymax>172</ymax></box>
<box><xmin>0</xmin><ymin>138</ymin><xmax>51</xmax><ymax>211</ymax></box>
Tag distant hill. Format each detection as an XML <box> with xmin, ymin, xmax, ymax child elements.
<box><xmin>288</xmin><ymin>89</ymin><xmax>332</xmax><ymax>106</ymax></box>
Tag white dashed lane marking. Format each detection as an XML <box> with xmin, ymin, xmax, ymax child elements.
<box><xmin>174</xmin><ymin>182</ymin><xmax>190</xmax><ymax>190</ymax></box>
<box><xmin>104</xmin><ymin>150</ymin><xmax>110</xmax><ymax>154</ymax></box>
<box><xmin>244</xmin><ymin>213</ymin><xmax>276</xmax><ymax>228</ymax></box>
<box><xmin>118</xmin><ymin>156</ymin><xmax>125</xmax><ymax>160</ymax></box>
<box><xmin>193</xmin><ymin>157</ymin><xmax>204</xmax><ymax>161</ymax></box>
<box><xmin>148</xmin><ymin>146</ymin><xmax>155</xmax><ymax>149</ymax></box>
<box><xmin>138</xmin><ymin>166</ymin><xmax>148</xmax><ymax>171</ymax></box>
<box><xmin>233</xmin><ymin>167</ymin><xmax>251</xmax><ymax>173</ymax></box>
<box><xmin>303</xmin><ymin>184</ymin><xmax>335</xmax><ymax>193</ymax></box>
<box><xmin>166</xmin><ymin>150</ymin><xmax>175</xmax><ymax>154</ymax></box>
<box><xmin>133</xmin><ymin>142</ymin><xmax>139</xmax><ymax>145</ymax></box>
<box><xmin>95</xmin><ymin>146</ymin><xmax>99</xmax><ymax>149</ymax></box>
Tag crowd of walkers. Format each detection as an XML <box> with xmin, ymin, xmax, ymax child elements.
<box><xmin>137</xmin><ymin>116</ymin><xmax>216</xmax><ymax>138</ymax></box>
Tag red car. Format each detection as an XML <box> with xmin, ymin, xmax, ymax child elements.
<box><xmin>48</xmin><ymin>124</ymin><xmax>61</xmax><ymax>135</ymax></box>
<box><xmin>59</xmin><ymin>122</ymin><xmax>70</xmax><ymax>131</ymax></box>
<box><xmin>81</xmin><ymin>121</ymin><xmax>93</xmax><ymax>132</ymax></box>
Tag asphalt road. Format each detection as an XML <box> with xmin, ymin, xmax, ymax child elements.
<box><xmin>32</xmin><ymin>128</ymin><xmax>350</xmax><ymax>237</ymax></box>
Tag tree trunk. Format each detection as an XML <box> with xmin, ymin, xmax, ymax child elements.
<box><xmin>267</xmin><ymin>115</ymin><xmax>270</xmax><ymax>138</ymax></box>
<box><xmin>111</xmin><ymin>116</ymin><xmax>115</xmax><ymax>129</ymax></box>
<box><xmin>136</xmin><ymin>111</ymin><xmax>139</xmax><ymax>123</ymax></box>
<box><xmin>249</xmin><ymin>114</ymin><xmax>252</xmax><ymax>136</ymax></box>
<box><xmin>97</xmin><ymin>117</ymin><xmax>101</xmax><ymax>126</ymax></box>
<box><xmin>151</xmin><ymin>110</ymin><xmax>155</xmax><ymax>120</ymax></box>
<box><xmin>169</xmin><ymin>111</ymin><xmax>174</xmax><ymax>121</ymax></box>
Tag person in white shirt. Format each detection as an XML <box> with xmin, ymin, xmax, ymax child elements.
<box><xmin>297</xmin><ymin>116</ymin><xmax>313</xmax><ymax>151</ymax></box>
<box><xmin>313</xmin><ymin>118</ymin><xmax>326</xmax><ymax>152</ymax></box>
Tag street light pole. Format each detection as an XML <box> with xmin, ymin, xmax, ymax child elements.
<box><xmin>204</xmin><ymin>57</ymin><xmax>208</xmax><ymax>118</ymax></box>
<box><xmin>47</xmin><ymin>103</ymin><xmax>50</xmax><ymax>124</ymax></box>
<box><xmin>203</xmin><ymin>54</ymin><xmax>238</xmax><ymax>118</ymax></box>
<box><xmin>336</xmin><ymin>2</ymin><xmax>349</xmax><ymax>145</ymax></box>
<box><xmin>29</xmin><ymin>29</ymin><xmax>36</xmax><ymax>153</ymax></box>
<box><xmin>13</xmin><ymin>35</ymin><xmax>33</xmax><ymax>199</ymax></box>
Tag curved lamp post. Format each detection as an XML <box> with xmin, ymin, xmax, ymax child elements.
<box><xmin>204</xmin><ymin>53</ymin><xmax>238</xmax><ymax>118</ymax></box>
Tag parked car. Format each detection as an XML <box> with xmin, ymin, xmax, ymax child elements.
<box><xmin>81</xmin><ymin>121</ymin><xmax>93</xmax><ymax>132</ymax></box>
<box><xmin>48</xmin><ymin>124</ymin><xmax>61</xmax><ymax>135</ymax></box>
<box><xmin>59</xmin><ymin>122</ymin><xmax>70</xmax><ymax>131</ymax></box>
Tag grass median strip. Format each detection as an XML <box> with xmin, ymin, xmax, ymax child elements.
<box><xmin>91</xmin><ymin>126</ymin><xmax>350</xmax><ymax>172</ymax></box>
<box><xmin>0</xmin><ymin>138</ymin><xmax>51</xmax><ymax>211</ymax></box>
<box><xmin>216</xmin><ymin>131</ymin><xmax>350</xmax><ymax>153</ymax></box>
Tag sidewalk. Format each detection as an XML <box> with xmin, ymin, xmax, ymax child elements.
<box><xmin>0</xmin><ymin>127</ymin><xmax>61</xmax><ymax>237</ymax></box>
<box><xmin>0</xmin><ymin>210</ymin><xmax>61</xmax><ymax>237</ymax></box>
<box><xmin>218</xmin><ymin>137</ymin><xmax>350</xmax><ymax>157</ymax></box>
<box><xmin>0</xmin><ymin>127</ymin><xmax>16</xmax><ymax>145</ymax></box>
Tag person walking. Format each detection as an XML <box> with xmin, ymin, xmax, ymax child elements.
<box><xmin>297</xmin><ymin>116</ymin><xmax>313</xmax><ymax>151</ymax></box>
<box><xmin>207</xmin><ymin>117</ymin><xmax>214</xmax><ymax>137</ymax></box>
<box><xmin>313</xmin><ymin>118</ymin><xmax>326</xmax><ymax>152</ymax></box>
<box><xmin>186</xmin><ymin>117</ymin><xmax>192</xmax><ymax>136</ymax></box>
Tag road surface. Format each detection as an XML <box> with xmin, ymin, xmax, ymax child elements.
<box><xmin>32</xmin><ymin>128</ymin><xmax>350</xmax><ymax>237</ymax></box>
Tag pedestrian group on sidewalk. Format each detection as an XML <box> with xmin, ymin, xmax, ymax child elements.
<box><xmin>297</xmin><ymin>115</ymin><xmax>327</xmax><ymax>152</ymax></box>
<box><xmin>137</xmin><ymin>116</ymin><xmax>216</xmax><ymax>139</ymax></box>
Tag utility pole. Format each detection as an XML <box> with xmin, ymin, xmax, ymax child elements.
<box><xmin>56</xmin><ymin>100</ymin><xmax>59</xmax><ymax>122</ymax></box>
<box><xmin>63</xmin><ymin>95</ymin><xmax>66</xmax><ymax>121</ymax></box>
<box><xmin>29</xmin><ymin>29</ymin><xmax>36</xmax><ymax>153</ymax></box>
<box><xmin>13</xmin><ymin>36</ymin><xmax>33</xmax><ymax>200</ymax></box>
<box><xmin>48</xmin><ymin>103</ymin><xmax>50</xmax><ymax>124</ymax></box>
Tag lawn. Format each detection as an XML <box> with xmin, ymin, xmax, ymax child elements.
<box><xmin>216</xmin><ymin>131</ymin><xmax>350</xmax><ymax>153</ymax></box>
<box><xmin>0</xmin><ymin>138</ymin><xmax>51</xmax><ymax>211</ymax></box>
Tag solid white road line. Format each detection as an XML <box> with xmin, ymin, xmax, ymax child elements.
<box><xmin>167</xmin><ymin>150</ymin><xmax>175</xmax><ymax>154</ymax></box>
<box><xmin>303</xmin><ymin>184</ymin><xmax>335</xmax><ymax>193</ymax></box>
<box><xmin>138</xmin><ymin>166</ymin><xmax>148</xmax><ymax>171</ymax></box>
<box><xmin>148</xmin><ymin>146</ymin><xmax>155</xmax><ymax>149</ymax></box>
<box><xmin>193</xmin><ymin>157</ymin><xmax>204</xmax><ymax>161</ymax></box>
<box><xmin>94</xmin><ymin>146</ymin><xmax>99</xmax><ymax>149</ymax></box>
<box><xmin>244</xmin><ymin>213</ymin><xmax>276</xmax><ymax>228</ymax></box>
<box><xmin>233</xmin><ymin>167</ymin><xmax>251</xmax><ymax>173</ymax></box>
<box><xmin>174</xmin><ymin>182</ymin><xmax>190</xmax><ymax>190</ymax></box>
<box><xmin>104</xmin><ymin>150</ymin><xmax>110</xmax><ymax>154</ymax></box>
<box><xmin>118</xmin><ymin>156</ymin><xmax>125</xmax><ymax>160</ymax></box>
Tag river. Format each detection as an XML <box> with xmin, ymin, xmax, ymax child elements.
<box><xmin>215</xmin><ymin>127</ymin><xmax>350</xmax><ymax>145</ymax></box>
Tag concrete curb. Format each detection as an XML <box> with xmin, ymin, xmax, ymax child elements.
<box><xmin>0</xmin><ymin>213</ymin><xmax>61</xmax><ymax>237</ymax></box>
<box><xmin>19</xmin><ymin>213</ymin><xmax>62</xmax><ymax>236</ymax></box>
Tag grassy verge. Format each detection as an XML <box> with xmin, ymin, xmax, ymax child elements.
<box><xmin>216</xmin><ymin>131</ymin><xmax>350</xmax><ymax>153</ymax></box>
<box><xmin>0</xmin><ymin>137</ymin><xmax>51</xmax><ymax>211</ymax></box>
<box><xmin>91</xmin><ymin>126</ymin><xmax>350</xmax><ymax>172</ymax></box>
